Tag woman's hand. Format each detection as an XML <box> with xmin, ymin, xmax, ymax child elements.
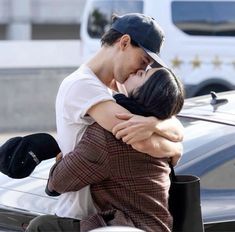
<box><xmin>131</xmin><ymin>135</ymin><xmax>183</xmax><ymax>166</ymax></box>
<box><xmin>56</xmin><ymin>152</ymin><xmax>63</xmax><ymax>162</ymax></box>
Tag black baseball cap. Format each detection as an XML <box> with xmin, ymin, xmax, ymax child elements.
<box><xmin>0</xmin><ymin>133</ymin><xmax>61</xmax><ymax>179</ymax></box>
<box><xmin>111</xmin><ymin>13</ymin><xmax>167</xmax><ymax>68</ymax></box>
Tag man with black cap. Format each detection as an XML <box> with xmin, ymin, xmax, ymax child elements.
<box><xmin>26</xmin><ymin>13</ymin><xmax>184</xmax><ymax>231</ymax></box>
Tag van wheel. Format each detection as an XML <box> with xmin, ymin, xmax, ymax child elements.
<box><xmin>195</xmin><ymin>85</ymin><xmax>230</xmax><ymax>96</ymax></box>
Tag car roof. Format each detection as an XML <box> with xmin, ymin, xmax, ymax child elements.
<box><xmin>178</xmin><ymin>90</ymin><xmax>235</xmax><ymax>126</ymax></box>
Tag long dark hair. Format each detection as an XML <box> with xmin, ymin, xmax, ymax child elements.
<box><xmin>120</xmin><ymin>68</ymin><xmax>185</xmax><ymax>120</ymax></box>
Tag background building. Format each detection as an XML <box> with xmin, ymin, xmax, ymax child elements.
<box><xmin>0</xmin><ymin>0</ymin><xmax>85</xmax><ymax>40</ymax></box>
<box><xmin>0</xmin><ymin>0</ymin><xmax>86</xmax><ymax>132</ymax></box>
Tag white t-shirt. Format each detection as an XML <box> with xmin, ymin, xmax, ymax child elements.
<box><xmin>55</xmin><ymin>64</ymin><xmax>114</xmax><ymax>219</ymax></box>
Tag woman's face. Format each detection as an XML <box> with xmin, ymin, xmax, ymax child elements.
<box><xmin>123</xmin><ymin>67</ymin><xmax>160</xmax><ymax>96</ymax></box>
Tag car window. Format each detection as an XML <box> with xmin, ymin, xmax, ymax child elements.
<box><xmin>87</xmin><ymin>0</ymin><xmax>144</xmax><ymax>38</ymax></box>
<box><xmin>171</xmin><ymin>1</ymin><xmax>235</xmax><ymax>36</ymax></box>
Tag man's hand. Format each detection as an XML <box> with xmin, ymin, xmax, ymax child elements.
<box><xmin>112</xmin><ymin>113</ymin><xmax>157</xmax><ymax>144</ymax></box>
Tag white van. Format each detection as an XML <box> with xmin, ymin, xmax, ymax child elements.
<box><xmin>1</xmin><ymin>0</ymin><xmax>235</xmax><ymax>131</ymax></box>
<box><xmin>81</xmin><ymin>0</ymin><xmax>235</xmax><ymax>97</ymax></box>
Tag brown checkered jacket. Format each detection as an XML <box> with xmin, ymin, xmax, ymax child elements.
<box><xmin>48</xmin><ymin>123</ymin><xmax>173</xmax><ymax>232</ymax></box>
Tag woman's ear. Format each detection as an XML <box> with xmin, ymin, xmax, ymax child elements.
<box><xmin>119</xmin><ymin>34</ymin><xmax>131</xmax><ymax>51</ymax></box>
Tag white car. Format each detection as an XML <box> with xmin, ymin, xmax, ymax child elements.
<box><xmin>0</xmin><ymin>91</ymin><xmax>235</xmax><ymax>231</ymax></box>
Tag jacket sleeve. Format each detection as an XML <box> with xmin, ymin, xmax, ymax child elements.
<box><xmin>46</xmin><ymin>124</ymin><xmax>110</xmax><ymax>195</ymax></box>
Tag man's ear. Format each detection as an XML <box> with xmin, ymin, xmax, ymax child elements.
<box><xmin>119</xmin><ymin>34</ymin><xmax>131</xmax><ymax>51</ymax></box>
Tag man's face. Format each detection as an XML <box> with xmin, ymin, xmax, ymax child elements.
<box><xmin>113</xmin><ymin>35</ymin><xmax>153</xmax><ymax>84</ymax></box>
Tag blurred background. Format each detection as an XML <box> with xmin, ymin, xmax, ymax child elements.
<box><xmin>1</xmin><ymin>0</ymin><xmax>235</xmax><ymax>136</ymax></box>
<box><xmin>1</xmin><ymin>2</ymin><xmax>235</xmax><ymax>231</ymax></box>
<box><xmin>0</xmin><ymin>0</ymin><xmax>85</xmax><ymax>134</ymax></box>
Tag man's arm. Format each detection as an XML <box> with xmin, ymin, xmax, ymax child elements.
<box><xmin>64</xmin><ymin>79</ymin><xmax>183</xmax><ymax>158</ymax></box>
<box><xmin>87</xmin><ymin>100</ymin><xmax>130</xmax><ymax>132</ymax></box>
<box><xmin>111</xmin><ymin>114</ymin><xmax>184</xmax><ymax>162</ymax></box>
<box><xmin>47</xmin><ymin>126</ymin><xmax>110</xmax><ymax>194</ymax></box>
<box><xmin>88</xmin><ymin>102</ymin><xmax>183</xmax><ymax>142</ymax></box>
<box><xmin>88</xmin><ymin>101</ymin><xmax>184</xmax><ymax>159</ymax></box>
<box><xmin>112</xmin><ymin>114</ymin><xmax>184</xmax><ymax>144</ymax></box>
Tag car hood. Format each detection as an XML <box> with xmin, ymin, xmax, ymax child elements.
<box><xmin>0</xmin><ymin>159</ymin><xmax>58</xmax><ymax>215</ymax></box>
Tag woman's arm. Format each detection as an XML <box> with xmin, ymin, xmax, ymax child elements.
<box><xmin>47</xmin><ymin>126</ymin><xmax>110</xmax><ymax>194</ymax></box>
<box><xmin>131</xmin><ymin>134</ymin><xmax>183</xmax><ymax>166</ymax></box>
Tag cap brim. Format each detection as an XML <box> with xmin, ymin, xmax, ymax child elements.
<box><xmin>141</xmin><ymin>47</ymin><xmax>168</xmax><ymax>68</ymax></box>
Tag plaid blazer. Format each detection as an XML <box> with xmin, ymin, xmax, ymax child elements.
<box><xmin>48</xmin><ymin>123</ymin><xmax>173</xmax><ymax>232</ymax></box>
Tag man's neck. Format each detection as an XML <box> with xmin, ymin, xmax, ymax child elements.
<box><xmin>86</xmin><ymin>47</ymin><xmax>114</xmax><ymax>87</ymax></box>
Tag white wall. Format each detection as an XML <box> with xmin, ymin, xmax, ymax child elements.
<box><xmin>0</xmin><ymin>40</ymin><xmax>81</xmax><ymax>68</ymax></box>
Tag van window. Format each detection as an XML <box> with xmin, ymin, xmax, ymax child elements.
<box><xmin>172</xmin><ymin>1</ymin><xmax>235</xmax><ymax>36</ymax></box>
<box><xmin>87</xmin><ymin>0</ymin><xmax>144</xmax><ymax>38</ymax></box>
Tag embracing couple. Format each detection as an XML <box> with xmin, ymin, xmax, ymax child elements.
<box><xmin>27</xmin><ymin>13</ymin><xmax>184</xmax><ymax>232</ymax></box>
